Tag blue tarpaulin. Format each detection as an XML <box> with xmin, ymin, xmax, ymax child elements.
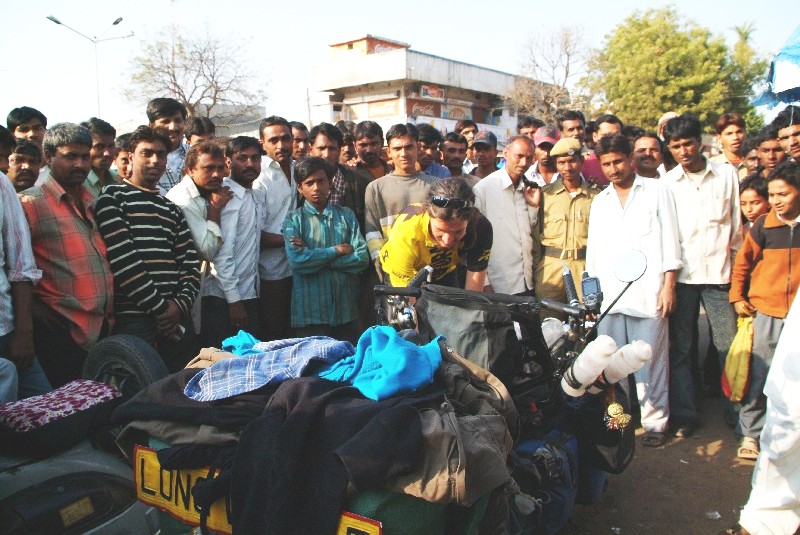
<box><xmin>753</xmin><ymin>24</ymin><xmax>800</xmax><ymax>107</ymax></box>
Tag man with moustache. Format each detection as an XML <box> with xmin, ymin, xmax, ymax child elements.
<box><xmin>96</xmin><ymin>126</ymin><xmax>200</xmax><ymax>372</ymax></box>
<box><xmin>6</xmin><ymin>140</ymin><xmax>43</xmax><ymax>192</ymax></box>
<box><xmin>166</xmin><ymin>142</ymin><xmax>233</xmax><ymax>263</ymax></box>
<box><xmin>441</xmin><ymin>132</ymin><xmax>470</xmax><ymax>179</ymax></box>
<box><xmin>473</xmin><ymin>135</ymin><xmax>540</xmax><ymax>296</ymax></box>
<box><xmin>19</xmin><ymin>123</ymin><xmax>114</xmax><ymax>386</ymax></box>
<box><xmin>353</xmin><ymin>121</ymin><xmax>391</xmax><ymax>180</ymax></box>
<box><xmin>199</xmin><ymin>137</ymin><xmax>265</xmax><ymax>347</ymax></box>
<box><xmin>254</xmin><ymin>116</ymin><xmax>296</xmax><ymax>341</ymax></box>
<box><xmin>80</xmin><ymin>117</ymin><xmax>118</xmax><ymax>198</ymax></box>
<box><xmin>468</xmin><ymin>131</ymin><xmax>498</xmax><ymax>182</ymax></box>
<box><xmin>586</xmin><ymin>134</ymin><xmax>681</xmax><ymax>448</ymax></box>
<box><xmin>537</xmin><ymin>138</ymin><xmax>599</xmax><ymax>310</ymax></box>
<box><xmin>290</xmin><ymin>121</ymin><xmax>310</xmax><ymax>161</ymax></box>
<box><xmin>633</xmin><ymin>133</ymin><xmax>664</xmax><ymax>178</ymax></box>
<box><xmin>524</xmin><ymin>125</ymin><xmax>560</xmax><ymax>187</ymax></box>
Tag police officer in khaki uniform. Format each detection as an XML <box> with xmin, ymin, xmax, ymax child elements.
<box><xmin>536</xmin><ymin>137</ymin><xmax>599</xmax><ymax>314</ymax></box>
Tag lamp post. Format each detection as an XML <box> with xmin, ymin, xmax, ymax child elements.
<box><xmin>46</xmin><ymin>15</ymin><xmax>134</xmax><ymax>116</ymax></box>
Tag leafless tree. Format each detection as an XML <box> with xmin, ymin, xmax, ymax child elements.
<box><xmin>508</xmin><ymin>26</ymin><xmax>589</xmax><ymax>123</ymax></box>
<box><xmin>125</xmin><ymin>29</ymin><xmax>266</xmax><ymax>125</ymax></box>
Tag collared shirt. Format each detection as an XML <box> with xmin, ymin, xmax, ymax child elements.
<box><xmin>283</xmin><ymin>202</ymin><xmax>368</xmax><ymax>327</ymax></box>
<box><xmin>83</xmin><ymin>169</ymin><xmax>118</xmax><ymax>199</ymax></box>
<box><xmin>540</xmin><ymin>177</ymin><xmax>598</xmax><ymax>254</ymax></box>
<box><xmin>254</xmin><ymin>155</ymin><xmax>296</xmax><ymax>280</ymax></box>
<box><xmin>710</xmin><ymin>153</ymin><xmax>749</xmax><ymax>180</ymax></box>
<box><xmin>524</xmin><ymin>161</ymin><xmax>556</xmax><ymax>188</ymax></box>
<box><xmin>473</xmin><ymin>168</ymin><xmax>538</xmax><ymax>294</ymax></box>
<box><xmin>19</xmin><ymin>175</ymin><xmax>114</xmax><ymax>349</ymax></box>
<box><xmin>423</xmin><ymin>162</ymin><xmax>451</xmax><ymax>178</ymax></box>
<box><xmin>165</xmin><ymin>175</ymin><xmax>223</xmax><ymax>262</ymax></box>
<box><xmin>0</xmin><ymin>173</ymin><xmax>42</xmax><ymax>336</ymax></box>
<box><xmin>202</xmin><ymin>178</ymin><xmax>263</xmax><ymax>303</ymax></box>
<box><xmin>662</xmin><ymin>159</ymin><xmax>742</xmax><ymax>284</ymax></box>
<box><xmin>158</xmin><ymin>141</ymin><xmax>190</xmax><ymax>194</ymax></box>
<box><xmin>328</xmin><ymin>166</ymin><xmax>347</xmax><ymax>207</ymax></box>
<box><xmin>586</xmin><ymin>176</ymin><xmax>682</xmax><ymax>317</ymax></box>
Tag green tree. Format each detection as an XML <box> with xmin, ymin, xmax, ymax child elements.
<box><xmin>585</xmin><ymin>8</ymin><xmax>767</xmax><ymax>131</ymax></box>
<box><xmin>125</xmin><ymin>29</ymin><xmax>266</xmax><ymax>124</ymax></box>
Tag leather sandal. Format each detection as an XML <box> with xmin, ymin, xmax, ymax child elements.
<box><xmin>737</xmin><ymin>436</ymin><xmax>760</xmax><ymax>460</ymax></box>
<box><xmin>642</xmin><ymin>431</ymin><xmax>667</xmax><ymax>447</ymax></box>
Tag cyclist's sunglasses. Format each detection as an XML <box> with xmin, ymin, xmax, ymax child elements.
<box><xmin>431</xmin><ymin>196</ymin><xmax>472</xmax><ymax>209</ymax></box>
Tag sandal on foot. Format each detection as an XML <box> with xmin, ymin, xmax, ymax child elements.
<box><xmin>737</xmin><ymin>436</ymin><xmax>760</xmax><ymax>460</ymax></box>
<box><xmin>642</xmin><ymin>431</ymin><xmax>667</xmax><ymax>447</ymax></box>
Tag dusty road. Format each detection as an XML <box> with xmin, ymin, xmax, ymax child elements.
<box><xmin>562</xmin><ymin>395</ymin><xmax>755</xmax><ymax>534</ymax></box>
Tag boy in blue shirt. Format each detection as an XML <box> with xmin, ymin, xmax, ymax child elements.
<box><xmin>283</xmin><ymin>157</ymin><xmax>368</xmax><ymax>343</ymax></box>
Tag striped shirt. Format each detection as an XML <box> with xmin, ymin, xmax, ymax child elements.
<box><xmin>19</xmin><ymin>175</ymin><xmax>113</xmax><ymax>349</ymax></box>
<box><xmin>283</xmin><ymin>202</ymin><xmax>368</xmax><ymax>327</ymax></box>
<box><xmin>95</xmin><ymin>181</ymin><xmax>200</xmax><ymax>320</ymax></box>
<box><xmin>0</xmin><ymin>173</ymin><xmax>42</xmax><ymax>337</ymax></box>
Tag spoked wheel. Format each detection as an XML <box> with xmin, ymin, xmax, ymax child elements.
<box><xmin>83</xmin><ymin>334</ymin><xmax>168</xmax><ymax>402</ymax></box>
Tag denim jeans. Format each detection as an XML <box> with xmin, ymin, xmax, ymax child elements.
<box><xmin>0</xmin><ymin>332</ymin><xmax>53</xmax><ymax>402</ymax></box>
<box><xmin>668</xmin><ymin>283</ymin><xmax>737</xmax><ymax>426</ymax></box>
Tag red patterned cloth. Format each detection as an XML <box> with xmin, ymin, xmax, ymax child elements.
<box><xmin>0</xmin><ymin>379</ymin><xmax>120</xmax><ymax>433</ymax></box>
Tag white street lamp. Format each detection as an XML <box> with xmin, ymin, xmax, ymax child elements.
<box><xmin>46</xmin><ymin>15</ymin><xmax>134</xmax><ymax>116</ymax></box>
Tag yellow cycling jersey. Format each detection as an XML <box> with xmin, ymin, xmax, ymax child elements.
<box><xmin>379</xmin><ymin>204</ymin><xmax>492</xmax><ymax>287</ymax></box>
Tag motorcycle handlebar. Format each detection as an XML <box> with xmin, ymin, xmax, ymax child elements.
<box><xmin>374</xmin><ymin>284</ymin><xmax>585</xmax><ymax>318</ymax></box>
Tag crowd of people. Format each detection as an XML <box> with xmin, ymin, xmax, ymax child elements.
<box><xmin>1</xmin><ymin>97</ymin><xmax>799</xmax><ymax>534</ymax></box>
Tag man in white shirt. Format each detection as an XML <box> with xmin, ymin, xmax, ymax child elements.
<box><xmin>524</xmin><ymin>126</ymin><xmax>560</xmax><ymax>187</ymax></box>
<box><xmin>586</xmin><ymin>134</ymin><xmax>681</xmax><ymax>448</ymax></box>
<box><xmin>165</xmin><ymin>143</ymin><xmax>232</xmax><ymax>264</ymax></box>
<box><xmin>254</xmin><ymin>116</ymin><xmax>296</xmax><ymax>341</ymax></box>
<box><xmin>200</xmin><ymin>137</ymin><xmax>264</xmax><ymax>346</ymax></box>
<box><xmin>662</xmin><ymin>113</ymin><xmax>742</xmax><ymax>438</ymax></box>
<box><xmin>473</xmin><ymin>135</ymin><xmax>539</xmax><ymax>296</ymax></box>
<box><xmin>632</xmin><ymin>133</ymin><xmax>664</xmax><ymax>178</ymax></box>
<box><xmin>730</xmin><ymin>294</ymin><xmax>800</xmax><ymax>535</ymax></box>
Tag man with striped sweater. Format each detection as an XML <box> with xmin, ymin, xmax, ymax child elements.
<box><xmin>95</xmin><ymin>126</ymin><xmax>200</xmax><ymax>371</ymax></box>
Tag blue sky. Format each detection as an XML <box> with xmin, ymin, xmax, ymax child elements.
<box><xmin>0</xmin><ymin>0</ymin><xmax>796</xmax><ymax>128</ymax></box>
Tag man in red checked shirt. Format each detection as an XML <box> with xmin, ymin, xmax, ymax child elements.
<box><xmin>19</xmin><ymin>123</ymin><xmax>114</xmax><ymax>387</ymax></box>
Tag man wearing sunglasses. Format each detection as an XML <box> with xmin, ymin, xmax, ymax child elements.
<box><xmin>380</xmin><ymin>178</ymin><xmax>492</xmax><ymax>291</ymax></box>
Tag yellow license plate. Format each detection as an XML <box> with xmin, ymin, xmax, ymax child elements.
<box><xmin>133</xmin><ymin>446</ymin><xmax>382</xmax><ymax>534</ymax></box>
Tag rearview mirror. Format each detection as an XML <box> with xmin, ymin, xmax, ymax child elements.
<box><xmin>613</xmin><ymin>250</ymin><xmax>647</xmax><ymax>283</ymax></box>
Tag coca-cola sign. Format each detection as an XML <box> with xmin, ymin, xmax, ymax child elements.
<box><xmin>406</xmin><ymin>99</ymin><xmax>441</xmax><ymax>117</ymax></box>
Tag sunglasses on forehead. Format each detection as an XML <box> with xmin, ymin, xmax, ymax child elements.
<box><xmin>431</xmin><ymin>196</ymin><xmax>473</xmax><ymax>209</ymax></box>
